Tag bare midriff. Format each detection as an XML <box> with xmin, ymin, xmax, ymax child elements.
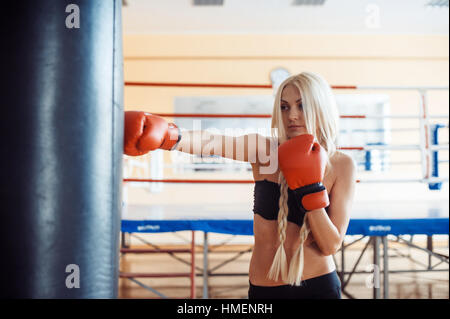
<box><xmin>249</xmin><ymin>165</ymin><xmax>336</xmax><ymax>286</ymax></box>
<box><xmin>249</xmin><ymin>214</ymin><xmax>336</xmax><ymax>286</ymax></box>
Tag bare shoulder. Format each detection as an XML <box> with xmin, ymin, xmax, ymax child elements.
<box><xmin>330</xmin><ymin>151</ymin><xmax>357</xmax><ymax>177</ymax></box>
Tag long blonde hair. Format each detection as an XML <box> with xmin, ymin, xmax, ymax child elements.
<box><xmin>267</xmin><ymin>72</ymin><xmax>339</xmax><ymax>286</ymax></box>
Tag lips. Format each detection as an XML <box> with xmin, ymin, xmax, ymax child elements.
<box><xmin>288</xmin><ymin>125</ymin><xmax>304</xmax><ymax>129</ymax></box>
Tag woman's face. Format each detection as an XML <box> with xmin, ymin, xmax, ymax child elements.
<box><xmin>280</xmin><ymin>83</ymin><xmax>307</xmax><ymax>139</ymax></box>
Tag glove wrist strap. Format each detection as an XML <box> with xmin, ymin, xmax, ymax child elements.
<box><xmin>169</xmin><ymin>127</ymin><xmax>182</xmax><ymax>151</ymax></box>
<box><xmin>293</xmin><ymin>182</ymin><xmax>328</xmax><ymax>212</ymax></box>
<box><xmin>161</xmin><ymin>125</ymin><xmax>182</xmax><ymax>151</ymax></box>
<box><xmin>293</xmin><ymin>182</ymin><xmax>325</xmax><ymax>197</ymax></box>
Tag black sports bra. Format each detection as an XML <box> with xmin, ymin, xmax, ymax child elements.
<box><xmin>252</xmin><ymin>179</ymin><xmax>306</xmax><ymax>227</ymax></box>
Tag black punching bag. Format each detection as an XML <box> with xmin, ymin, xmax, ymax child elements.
<box><xmin>0</xmin><ymin>0</ymin><xmax>123</xmax><ymax>298</ymax></box>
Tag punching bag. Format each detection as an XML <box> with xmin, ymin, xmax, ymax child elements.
<box><xmin>0</xmin><ymin>0</ymin><xmax>123</xmax><ymax>298</ymax></box>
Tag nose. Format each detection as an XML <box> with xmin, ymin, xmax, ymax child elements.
<box><xmin>288</xmin><ymin>106</ymin><xmax>302</xmax><ymax>121</ymax></box>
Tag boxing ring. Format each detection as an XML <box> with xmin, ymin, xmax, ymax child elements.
<box><xmin>121</xmin><ymin>80</ymin><xmax>448</xmax><ymax>299</ymax></box>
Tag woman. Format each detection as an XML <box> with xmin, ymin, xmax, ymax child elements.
<box><xmin>124</xmin><ymin>71</ymin><xmax>356</xmax><ymax>299</ymax></box>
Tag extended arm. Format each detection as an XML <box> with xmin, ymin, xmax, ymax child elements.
<box><xmin>124</xmin><ymin>111</ymin><xmax>277</xmax><ymax>171</ymax></box>
<box><xmin>174</xmin><ymin>130</ymin><xmax>274</xmax><ymax>164</ymax></box>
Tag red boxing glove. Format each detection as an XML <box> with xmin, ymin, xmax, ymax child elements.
<box><xmin>124</xmin><ymin>111</ymin><xmax>181</xmax><ymax>156</ymax></box>
<box><xmin>278</xmin><ymin>134</ymin><xmax>329</xmax><ymax>212</ymax></box>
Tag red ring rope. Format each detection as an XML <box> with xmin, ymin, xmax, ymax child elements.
<box><xmin>150</xmin><ymin>113</ymin><xmax>367</xmax><ymax>119</ymax></box>
<box><xmin>125</xmin><ymin>81</ymin><xmax>357</xmax><ymax>90</ymax></box>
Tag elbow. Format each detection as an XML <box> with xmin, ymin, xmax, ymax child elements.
<box><xmin>320</xmin><ymin>248</ymin><xmax>335</xmax><ymax>257</ymax></box>
<box><xmin>319</xmin><ymin>242</ymin><xmax>341</xmax><ymax>257</ymax></box>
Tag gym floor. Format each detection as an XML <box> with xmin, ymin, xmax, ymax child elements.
<box><xmin>118</xmin><ymin>235</ymin><xmax>449</xmax><ymax>299</ymax></box>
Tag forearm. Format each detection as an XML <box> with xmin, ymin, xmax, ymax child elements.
<box><xmin>306</xmin><ymin>209</ymin><xmax>341</xmax><ymax>256</ymax></box>
<box><xmin>173</xmin><ymin>130</ymin><xmax>266</xmax><ymax>163</ymax></box>
<box><xmin>174</xmin><ymin>130</ymin><xmax>222</xmax><ymax>157</ymax></box>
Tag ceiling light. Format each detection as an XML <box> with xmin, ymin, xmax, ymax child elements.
<box><xmin>292</xmin><ymin>0</ymin><xmax>326</xmax><ymax>5</ymax></box>
<box><xmin>193</xmin><ymin>0</ymin><xmax>224</xmax><ymax>6</ymax></box>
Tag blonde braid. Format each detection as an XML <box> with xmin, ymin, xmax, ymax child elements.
<box><xmin>267</xmin><ymin>173</ymin><xmax>289</xmax><ymax>282</ymax></box>
<box><xmin>287</xmin><ymin>216</ymin><xmax>310</xmax><ymax>286</ymax></box>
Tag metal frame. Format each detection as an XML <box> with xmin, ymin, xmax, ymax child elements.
<box><xmin>120</xmin><ymin>231</ymin><xmax>449</xmax><ymax>299</ymax></box>
<box><xmin>119</xmin><ymin>231</ymin><xmax>196</xmax><ymax>299</ymax></box>
<box><xmin>336</xmin><ymin>234</ymin><xmax>449</xmax><ymax>299</ymax></box>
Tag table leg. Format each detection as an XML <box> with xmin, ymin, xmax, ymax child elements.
<box><xmin>382</xmin><ymin>236</ymin><xmax>389</xmax><ymax>299</ymax></box>
<box><xmin>373</xmin><ymin>236</ymin><xmax>381</xmax><ymax>299</ymax></box>
<box><xmin>191</xmin><ymin>231</ymin><xmax>196</xmax><ymax>299</ymax></box>
<box><xmin>203</xmin><ymin>232</ymin><xmax>209</xmax><ymax>299</ymax></box>
<box><xmin>427</xmin><ymin>235</ymin><xmax>433</xmax><ymax>270</ymax></box>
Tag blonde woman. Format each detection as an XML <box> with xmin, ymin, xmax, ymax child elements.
<box><xmin>124</xmin><ymin>72</ymin><xmax>356</xmax><ymax>299</ymax></box>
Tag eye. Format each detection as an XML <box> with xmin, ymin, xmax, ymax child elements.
<box><xmin>281</xmin><ymin>104</ymin><xmax>289</xmax><ymax>111</ymax></box>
